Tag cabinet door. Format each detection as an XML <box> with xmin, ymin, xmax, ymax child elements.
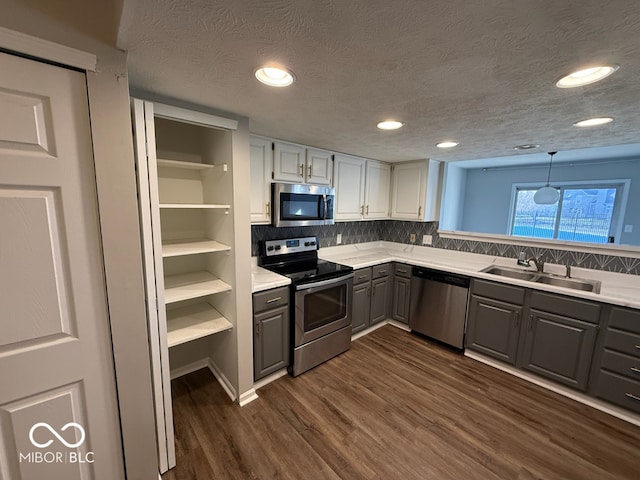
<box><xmin>306</xmin><ymin>147</ymin><xmax>333</xmax><ymax>185</ymax></box>
<box><xmin>520</xmin><ymin>309</ymin><xmax>598</xmax><ymax>391</ymax></box>
<box><xmin>390</xmin><ymin>160</ymin><xmax>426</xmax><ymax>219</ymax></box>
<box><xmin>364</xmin><ymin>160</ymin><xmax>391</xmax><ymax>219</ymax></box>
<box><xmin>466</xmin><ymin>295</ymin><xmax>522</xmax><ymax>365</ymax></box>
<box><xmin>334</xmin><ymin>154</ymin><xmax>366</xmax><ymax>220</ymax></box>
<box><xmin>273</xmin><ymin>141</ymin><xmax>305</xmax><ymax>183</ymax></box>
<box><xmin>250</xmin><ymin>136</ymin><xmax>273</xmax><ymax>223</ymax></box>
<box><xmin>254</xmin><ymin>305</ymin><xmax>290</xmax><ymax>380</ymax></box>
<box><xmin>392</xmin><ymin>276</ymin><xmax>411</xmax><ymax>324</ymax></box>
<box><xmin>370</xmin><ymin>276</ymin><xmax>391</xmax><ymax>326</ymax></box>
<box><xmin>352</xmin><ymin>282</ymin><xmax>371</xmax><ymax>334</ymax></box>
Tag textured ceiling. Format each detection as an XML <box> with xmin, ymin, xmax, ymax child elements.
<box><xmin>117</xmin><ymin>0</ymin><xmax>640</xmax><ymax>163</ymax></box>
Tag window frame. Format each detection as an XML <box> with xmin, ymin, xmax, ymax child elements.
<box><xmin>508</xmin><ymin>179</ymin><xmax>631</xmax><ymax>245</ymax></box>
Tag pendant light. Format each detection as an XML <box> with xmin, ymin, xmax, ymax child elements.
<box><xmin>534</xmin><ymin>151</ymin><xmax>560</xmax><ymax>204</ymax></box>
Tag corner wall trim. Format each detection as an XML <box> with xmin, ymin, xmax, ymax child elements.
<box><xmin>0</xmin><ymin>27</ymin><xmax>97</xmax><ymax>71</ymax></box>
<box><xmin>207</xmin><ymin>359</ymin><xmax>237</xmax><ymax>402</ymax></box>
<box><xmin>238</xmin><ymin>389</ymin><xmax>259</xmax><ymax>407</ymax></box>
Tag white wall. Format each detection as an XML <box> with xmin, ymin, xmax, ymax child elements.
<box><xmin>439</xmin><ymin>164</ymin><xmax>467</xmax><ymax>230</ymax></box>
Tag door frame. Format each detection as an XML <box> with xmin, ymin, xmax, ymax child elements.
<box><xmin>0</xmin><ymin>28</ymin><xmax>159</xmax><ymax>479</ymax></box>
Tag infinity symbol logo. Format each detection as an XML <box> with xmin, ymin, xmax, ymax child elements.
<box><xmin>29</xmin><ymin>422</ymin><xmax>86</xmax><ymax>449</ymax></box>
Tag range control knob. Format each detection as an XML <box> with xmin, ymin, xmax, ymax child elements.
<box><xmin>275</xmin><ymin>245</ymin><xmax>281</xmax><ymax>250</ymax></box>
<box><xmin>310</xmin><ymin>241</ymin><xmax>316</xmax><ymax>246</ymax></box>
<box><xmin>304</xmin><ymin>242</ymin><xmax>310</xmax><ymax>246</ymax></box>
<box><xmin>267</xmin><ymin>246</ymin><xmax>274</xmax><ymax>251</ymax></box>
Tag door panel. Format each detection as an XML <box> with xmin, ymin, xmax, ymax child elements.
<box><xmin>0</xmin><ymin>52</ymin><xmax>123</xmax><ymax>479</ymax></box>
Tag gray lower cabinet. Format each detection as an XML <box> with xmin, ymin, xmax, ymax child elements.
<box><xmin>591</xmin><ymin>306</ymin><xmax>640</xmax><ymax>413</ymax></box>
<box><xmin>391</xmin><ymin>263</ymin><xmax>411</xmax><ymax>324</ymax></box>
<box><xmin>352</xmin><ymin>268</ymin><xmax>372</xmax><ymax>334</ymax></box>
<box><xmin>465</xmin><ymin>279</ymin><xmax>525</xmax><ymax>365</ymax></box>
<box><xmin>370</xmin><ymin>264</ymin><xmax>391</xmax><ymax>325</ymax></box>
<box><xmin>253</xmin><ymin>286</ymin><xmax>290</xmax><ymax>381</ymax></box>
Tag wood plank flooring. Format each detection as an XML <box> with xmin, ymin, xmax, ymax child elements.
<box><xmin>162</xmin><ymin>325</ymin><xmax>640</xmax><ymax>480</ymax></box>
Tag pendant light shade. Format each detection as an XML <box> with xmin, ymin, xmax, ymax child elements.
<box><xmin>534</xmin><ymin>151</ymin><xmax>560</xmax><ymax>205</ymax></box>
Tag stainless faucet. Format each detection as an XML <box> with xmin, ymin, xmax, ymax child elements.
<box><xmin>517</xmin><ymin>252</ymin><xmax>545</xmax><ymax>272</ymax></box>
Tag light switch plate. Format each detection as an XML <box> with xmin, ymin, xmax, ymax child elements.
<box><xmin>336</xmin><ymin>233</ymin><xmax>342</xmax><ymax>244</ymax></box>
<box><xmin>422</xmin><ymin>234</ymin><xmax>433</xmax><ymax>245</ymax></box>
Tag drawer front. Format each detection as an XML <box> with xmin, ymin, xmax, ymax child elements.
<box><xmin>393</xmin><ymin>263</ymin><xmax>412</xmax><ymax>278</ymax></box>
<box><xmin>530</xmin><ymin>291</ymin><xmax>601</xmax><ymax>324</ymax></box>
<box><xmin>353</xmin><ymin>267</ymin><xmax>372</xmax><ymax>286</ymax></box>
<box><xmin>609</xmin><ymin>306</ymin><xmax>640</xmax><ymax>334</ymax></box>
<box><xmin>604</xmin><ymin>329</ymin><xmax>640</xmax><ymax>358</ymax></box>
<box><xmin>471</xmin><ymin>279</ymin><xmax>525</xmax><ymax>305</ymax></box>
<box><xmin>372</xmin><ymin>263</ymin><xmax>391</xmax><ymax>279</ymax></box>
<box><xmin>253</xmin><ymin>286</ymin><xmax>289</xmax><ymax>313</ymax></box>
<box><xmin>593</xmin><ymin>370</ymin><xmax>640</xmax><ymax>414</ymax></box>
<box><xmin>600</xmin><ymin>349</ymin><xmax>640</xmax><ymax>381</ymax></box>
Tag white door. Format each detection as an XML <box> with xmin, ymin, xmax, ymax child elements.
<box><xmin>334</xmin><ymin>154</ymin><xmax>366</xmax><ymax>220</ymax></box>
<box><xmin>364</xmin><ymin>160</ymin><xmax>391</xmax><ymax>219</ymax></box>
<box><xmin>305</xmin><ymin>147</ymin><xmax>333</xmax><ymax>185</ymax></box>
<box><xmin>250</xmin><ymin>136</ymin><xmax>273</xmax><ymax>223</ymax></box>
<box><xmin>273</xmin><ymin>141</ymin><xmax>305</xmax><ymax>183</ymax></box>
<box><xmin>0</xmin><ymin>52</ymin><xmax>124</xmax><ymax>479</ymax></box>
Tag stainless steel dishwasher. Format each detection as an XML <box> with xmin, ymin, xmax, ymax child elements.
<box><xmin>409</xmin><ymin>266</ymin><xmax>470</xmax><ymax>349</ymax></box>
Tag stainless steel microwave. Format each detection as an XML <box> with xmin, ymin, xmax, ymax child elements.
<box><xmin>272</xmin><ymin>182</ymin><xmax>335</xmax><ymax>227</ymax></box>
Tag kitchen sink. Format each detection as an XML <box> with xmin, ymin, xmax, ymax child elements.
<box><xmin>534</xmin><ymin>275</ymin><xmax>601</xmax><ymax>293</ymax></box>
<box><xmin>481</xmin><ymin>265</ymin><xmax>601</xmax><ymax>293</ymax></box>
<box><xmin>481</xmin><ymin>266</ymin><xmax>539</xmax><ymax>281</ymax></box>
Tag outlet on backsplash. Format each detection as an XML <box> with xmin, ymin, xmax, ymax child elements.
<box><xmin>422</xmin><ymin>234</ymin><xmax>432</xmax><ymax>245</ymax></box>
<box><xmin>336</xmin><ymin>233</ymin><xmax>342</xmax><ymax>244</ymax></box>
<box><xmin>409</xmin><ymin>233</ymin><xmax>416</xmax><ymax>243</ymax></box>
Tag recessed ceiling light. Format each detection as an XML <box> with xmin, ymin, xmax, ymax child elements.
<box><xmin>436</xmin><ymin>141</ymin><xmax>459</xmax><ymax>148</ymax></box>
<box><xmin>377</xmin><ymin>120</ymin><xmax>404</xmax><ymax>130</ymax></box>
<box><xmin>556</xmin><ymin>65</ymin><xmax>619</xmax><ymax>88</ymax></box>
<box><xmin>254</xmin><ymin>66</ymin><xmax>295</xmax><ymax>87</ymax></box>
<box><xmin>514</xmin><ymin>144</ymin><xmax>540</xmax><ymax>150</ymax></box>
<box><xmin>573</xmin><ymin>117</ymin><xmax>614</xmax><ymax>127</ymax></box>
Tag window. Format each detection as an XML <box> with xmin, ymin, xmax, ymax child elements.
<box><xmin>510</xmin><ymin>183</ymin><xmax>623</xmax><ymax>244</ymax></box>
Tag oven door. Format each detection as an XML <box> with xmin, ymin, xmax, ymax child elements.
<box><xmin>293</xmin><ymin>273</ymin><xmax>353</xmax><ymax>346</ymax></box>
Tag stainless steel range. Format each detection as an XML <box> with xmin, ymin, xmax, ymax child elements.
<box><xmin>258</xmin><ymin>237</ymin><xmax>353</xmax><ymax>376</ymax></box>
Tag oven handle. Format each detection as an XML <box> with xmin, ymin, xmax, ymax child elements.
<box><xmin>294</xmin><ymin>273</ymin><xmax>354</xmax><ymax>291</ymax></box>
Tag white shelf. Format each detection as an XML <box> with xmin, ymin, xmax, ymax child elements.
<box><xmin>164</xmin><ymin>271</ymin><xmax>232</xmax><ymax>304</ymax></box>
<box><xmin>160</xmin><ymin>203</ymin><xmax>230</xmax><ymax>209</ymax></box>
<box><xmin>162</xmin><ymin>239</ymin><xmax>230</xmax><ymax>258</ymax></box>
<box><xmin>157</xmin><ymin>158</ymin><xmax>215</xmax><ymax>171</ymax></box>
<box><xmin>166</xmin><ymin>302</ymin><xmax>232</xmax><ymax>347</ymax></box>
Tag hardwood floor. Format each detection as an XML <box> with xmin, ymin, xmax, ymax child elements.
<box><xmin>162</xmin><ymin>325</ymin><xmax>640</xmax><ymax>480</ymax></box>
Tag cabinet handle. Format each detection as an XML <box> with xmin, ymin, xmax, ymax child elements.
<box><xmin>255</xmin><ymin>323</ymin><xmax>260</xmax><ymax>336</ymax></box>
<box><xmin>631</xmin><ymin>367</ymin><xmax>640</xmax><ymax>374</ymax></box>
<box><xmin>266</xmin><ymin>202</ymin><xmax>270</xmax><ymax>216</ymax></box>
<box><xmin>266</xmin><ymin>297</ymin><xmax>282</xmax><ymax>304</ymax></box>
<box><xmin>378</xmin><ymin>270</ymin><xmax>387</xmax><ymax>275</ymax></box>
<box><xmin>366</xmin><ymin>205</ymin><xmax>369</xmax><ymax>215</ymax></box>
<box><xmin>397</xmin><ymin>269</ymin><xmax>407</xmax><ymax>274</ymax></box>
<box><xmin>625</xmin><ymin>393</ymin><xmax>640</xmax><ymax>402</ymax></box>
<box><xmin>636</xmin><ymin>345</ymin><xmax>640</xmax><ymax>350</ymax></box>
<box><xmin>358</xmin><ymin>275</ymin><xmax>368</xmax><ymax>280</ymax></box>
<box><xmin>361</xmin><ymin>205</ymin><xmax>365</xmax><ymax>215</ymax></box>
<box><xmin>299</xmin><ymin>164</ymin><xmax>304</xmax><ymax>177</ymax></box>
<box><xmin>308</xmin><ymin>163</ymin><xmax>312</xmax><ymax>177</ymax></box>
<box><xmin>418</xmin><ymin>206</ymin><xmax>422</xmax><ymax>217</ymax></box>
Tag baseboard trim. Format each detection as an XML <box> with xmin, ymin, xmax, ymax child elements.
<box><xmin>352</xmin><ymin>320</ymin><xmax>389</xmax><ymax>341</ymax></box>
<box><xmin>253</xmin><ymin>368</ymin><xmax>289</xmax><ymax>391</ymax></box>
<box><xmin>464</xmin><ymin>350</ymin><xmax>640</xmax><ymax>428</ymax></box>
<box><xmin>238</xmin><ymin>389</ymin><xmax>259</xmax><ymax>407</ymax></box>
<box><xmin>387</xmin><ymin>320</ymin><xmax>411</xmax><ymax>332</ymax></box>
<box><xmin>169</xmin><ymin>359</ymin><xmax>209</xmax><ymax>380</ymax></box>
<box><xmin>207</xmin><ymin>358</ymin><xmax>237</xmax><ymax>402</ymax></box>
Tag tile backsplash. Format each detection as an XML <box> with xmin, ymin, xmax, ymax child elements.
<box><xmin>251</xmin><ymin>221</ymin><xmax>640</xmax><ymax>275</ymax></box>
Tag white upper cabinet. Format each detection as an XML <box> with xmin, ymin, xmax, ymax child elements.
<box><xmin>335</xmin><ymin>155</ymin><xmax>392</xmax><ymax>221</ymax></box>
<box><xmin>273</xmin><ymin>140</ymin><xmax>333</xmax><ymax>185</ymax></box>
<box><xmin>390</xmin><ymin>159</ymin><xmax>443</xmax><ymax>221</ymax></box>
<box><xmin>250</xmin><ymin>135</ymin><xmax>273</xmax><ymax>224</ymax></box>
<box><xmin>364</xmin><ymin>160</ymin><xmax>391</xmax><ymax>219</ymax></box>
<box><xmin>306</xmin><ymin>147</ymin><xmax>333</xmax><ymax>185</ymax></box>
<box><xmin>273</xmin><ymin>140</ymin><xmax>305</xmax><ymax>182</ymax></box>
<box><xmin>334</xmin><ymin>154</ymin><xmax>366</xmax><ymax>220</ymax></box>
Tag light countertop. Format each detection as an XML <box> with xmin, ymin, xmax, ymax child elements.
<box><xmin>252</xmin><ymin>241</ymin><xmax>640</xmax><ymax>309</ymax></box>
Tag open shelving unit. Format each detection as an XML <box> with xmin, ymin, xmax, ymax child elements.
<box><xmin>134</xmin><ymin>98</ymin><xmax>240</xmax><ymax>473</ymax></box>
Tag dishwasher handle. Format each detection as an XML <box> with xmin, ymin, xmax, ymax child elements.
<box><xmin>412</xmin><ymin>266</ymin><xmax>470</xmax><ymax>288</ymax></box>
